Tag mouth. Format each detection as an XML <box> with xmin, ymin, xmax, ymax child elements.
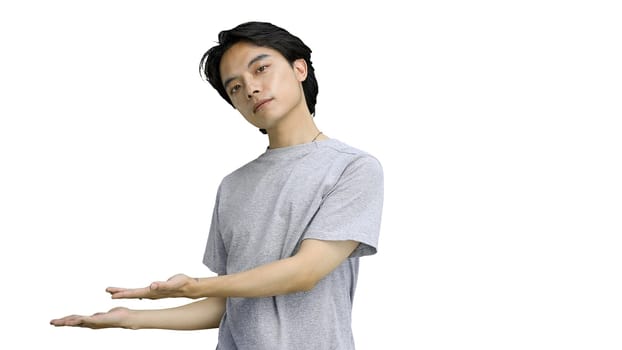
<box><xmin>253</xmin><ymin>98</ymin><xmax>274</xmax><ymax>113</ymax></box>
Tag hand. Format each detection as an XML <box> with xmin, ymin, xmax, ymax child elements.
<box><xmin>50</xmin><ymin>307</ymin><xmax>131</xmax><ymax>329</ymax></box>
<box><xmin>106</xmin><ymin>273</ymin><xmax>198</xmax><ymax>300</ymax></box>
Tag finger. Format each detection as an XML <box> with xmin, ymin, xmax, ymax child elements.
<box><xmin>167</xmin><ymin>273</ymin><xmax>183</xmax><ymax>281</ymax></box>
<box><xmin>68</xmin><ymin>317</ymin><xmax>88</xmax><ymax>327</ymax></box>
<box><xmin>50</xmin><ymin>317</ymin><xmax>68</xmax><ymax>326</ymax></box>
<box><xmin>107</xmin><ymin>286</ymin><xmax>151</xmax><ymax>293</ymax></box>
<box><xmin>152</xmin><ymin>280</ymin><xmax>177</xmax><ymax>291</ymax></box>
<box><xmin>50</xmin><ymin>315</ymin><xmax>81</xmax><ymax>326</ymax></box>
<box><xmin>57</xmin><ymin>316</ymin><xmax>86</xmax><ymax>327</ymax></box>
<box><xmin>109</xmin><ymin>286</ymin><xmax>151</xmax><ymax>299</ymax></box>
<box><xmin>78</xmin><ymin>316</ymin><xmax>98</xmax><ymax>328</ymax></box>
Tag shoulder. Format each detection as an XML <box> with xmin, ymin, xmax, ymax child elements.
<box><xmin>212</xmin><ymin>156</ymin><xmax>259</xmax><ymax>193</ymax></box>
<box><xmin>322</xmin><ymin>139</ymin><xmax>383</xmax><ymax>174</ymax></box>
<box><xmin>218</xmin><ymin>139</ymin><xmax>383</xmax><ymax>188</ymax></box>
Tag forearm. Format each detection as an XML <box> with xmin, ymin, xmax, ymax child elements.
<box><xmin>126</xmin><ymin>297</ymin><xmax>225</xmax><ymax>330</ymax></box>
<box><xmin>193</xmin><ymin>256</ymin><xmax>312</xmax><ymax>298</ymax></box>
<box><xmin>189</xmin><ymin>240</ymin><xmax>359</xmax><ymax>299</ymax></box>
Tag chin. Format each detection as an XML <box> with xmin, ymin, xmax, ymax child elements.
<box><xmin>253</xmin><ymin>114</ymin><xmax>285</xmax><ymax>130</ymax></box>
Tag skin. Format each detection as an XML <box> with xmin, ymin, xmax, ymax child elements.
<box><xmin>50</xmin><ymin>41</ymin><xmax>358</xmax><ymax>330</ymax></box>
<box><xmin>219</xmin><ymin>41</ymin><xmax>329</xmax><ymax>148</ymax></box>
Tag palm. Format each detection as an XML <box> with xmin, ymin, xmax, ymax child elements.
<box><xmin>107</xmin><ymin>273</ymin><xmax>194</xmax><ymax>299</ymax></box>
<box><xmin>87</xmin><ymin>307</ymin><xmax>130</xmax><ymax>329</ymax></box>
<box><xmin>50</xmin><ymin>307</ymin><xmax>130</xmax><ymax>329</ymax></box>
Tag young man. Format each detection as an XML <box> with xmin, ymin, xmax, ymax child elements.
<box><xmin>51</xmin><ymin>21</ymin><xmax>384</xmax><ymax>350</ymax></box>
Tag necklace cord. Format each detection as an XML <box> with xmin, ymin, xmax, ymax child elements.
<box><xmin>311</xmin><ymin>131</ymin><xmax>322</xmax><ymax>142</ymax></box>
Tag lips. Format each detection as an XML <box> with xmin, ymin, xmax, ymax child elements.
<box><xmin>253</xmin><ymin>98</ymin><xmax>273</xmax><ymax>113</ymax></box>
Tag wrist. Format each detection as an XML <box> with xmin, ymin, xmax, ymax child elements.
<box><xmin>122</xmin><ymin>309</ymin><xmax>141</xmax><ymax>330</ymax></box>
<box><xmin>186</xmin><ymin>277</ymin><xmax>203</xmax><ymax>299</ymax></box>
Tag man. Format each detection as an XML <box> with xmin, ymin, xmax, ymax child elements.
<box><xmin>51</xmin><ymin>21</ymin><xmax>384</xmax><ymax>350</ymax></box>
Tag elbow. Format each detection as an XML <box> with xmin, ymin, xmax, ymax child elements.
<box><xmin>287</xmin><ymin>253</ymin><xmax>328</xmax><ymax>293</ymax></box>
<box><xmin>297</xmin><ymin>276</ymin><xmax>317</xmax><ymax>293</ymax></box>
<box><xmin>294</xmin><ymin>266</ymin><xmax>321</xmax><ymax>293</ymax></box>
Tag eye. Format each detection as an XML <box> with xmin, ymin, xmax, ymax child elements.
<box><xmin>257</xmin><ymin>65</ymin><xmax>269</xmax><ymax>73</ymax></box>
<box><xmin>230</xmin><ymin>84</ymin><xmax>241</xmax><ymax>95</ymax></box>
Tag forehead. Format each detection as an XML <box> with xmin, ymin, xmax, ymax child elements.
<box><xmin>220</xmin><ymin>42</ymin><xmax>283</xmax><ymax>77</ymax></box>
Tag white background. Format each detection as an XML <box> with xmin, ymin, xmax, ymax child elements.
<box><xmin>1</xmin><ymin>0</ymin><xmax>620</xmax><ymax>349</ymax></box>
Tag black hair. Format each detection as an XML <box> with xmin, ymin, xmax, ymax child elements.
<box><xmin>199</xmin><ymin>21</ymin><xmax>318</xmax><ymax>134</ymax></box>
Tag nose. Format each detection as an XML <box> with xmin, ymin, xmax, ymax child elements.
<box><xmin>245</xmin><ymin>78</ymin><xmax>260</xmax><ymax>99</ymax></box>
<box><xmin>246</xmin><ymin>89</ymin><xmax>260</xmax><ymax>99</ymax></box>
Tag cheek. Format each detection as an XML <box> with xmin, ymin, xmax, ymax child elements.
<box><xmin>264</xmin><ymin>73</ymin><xmax>280</xmax><ymax>91</ymax></box>
<box><xmin>272</xmin><ymin>74</ymin><xmax>300</xmax><ymax>98</ymax></box>
<box><xmin>230</xmin><ymin>98</ymin><xmax>242</xmax><ymax>110</ymax></box>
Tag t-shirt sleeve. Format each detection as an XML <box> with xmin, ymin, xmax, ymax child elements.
<box><xmin>203</xmin><ymin>185</ymin><xmax>228</xmax><ymax>274</ymax></box>
<box><xmin>302</xmin><ymin>155</ymin><xmax>384</xmax><ymax>258</ymax></box>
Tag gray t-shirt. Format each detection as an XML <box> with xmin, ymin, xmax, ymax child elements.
<box><xmin>203</xmin><ymin>138</ymin><xmax>384</xmax><ymax>350</ymax></box>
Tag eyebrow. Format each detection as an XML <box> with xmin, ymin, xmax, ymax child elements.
<box><xmin>223</xmin><ymin>54</ymin><xmax>271</xmax><ymax>89</ymax></box>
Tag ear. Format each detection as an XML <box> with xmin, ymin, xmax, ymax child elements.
<box><xmin>292</xmin><ymin>58</ymin><xmax>308</xmax><ymax>82</ymax></box>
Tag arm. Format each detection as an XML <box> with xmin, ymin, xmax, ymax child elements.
<box><xmin>109</xmin><ymin>158</ymin><xmax>381</xmax><ymax>301</ymax></box>
<box><xmin>127</xmin><ymin>296</ymin><xmax>225</xmax><ymax>330</ymax></box>
<box><xmin>108</xmin><ymin>239</ymin><xmax>359</xmax><ymax>300</ymax></box>
<box><xmin>50</xmin><ymin>297</ymin><xmax>225</xmax><ymax>330</ymax></box>
<box><xmin>191</xmin><ymin>239</ymin><xmax>359</xmax><ymax>298</ymax></box>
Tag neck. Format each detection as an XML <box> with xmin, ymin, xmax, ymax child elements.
<box><xmin>266</xmin><ymin>113</ymin><xmax>326</xmax><ymax>149</ymax></box>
